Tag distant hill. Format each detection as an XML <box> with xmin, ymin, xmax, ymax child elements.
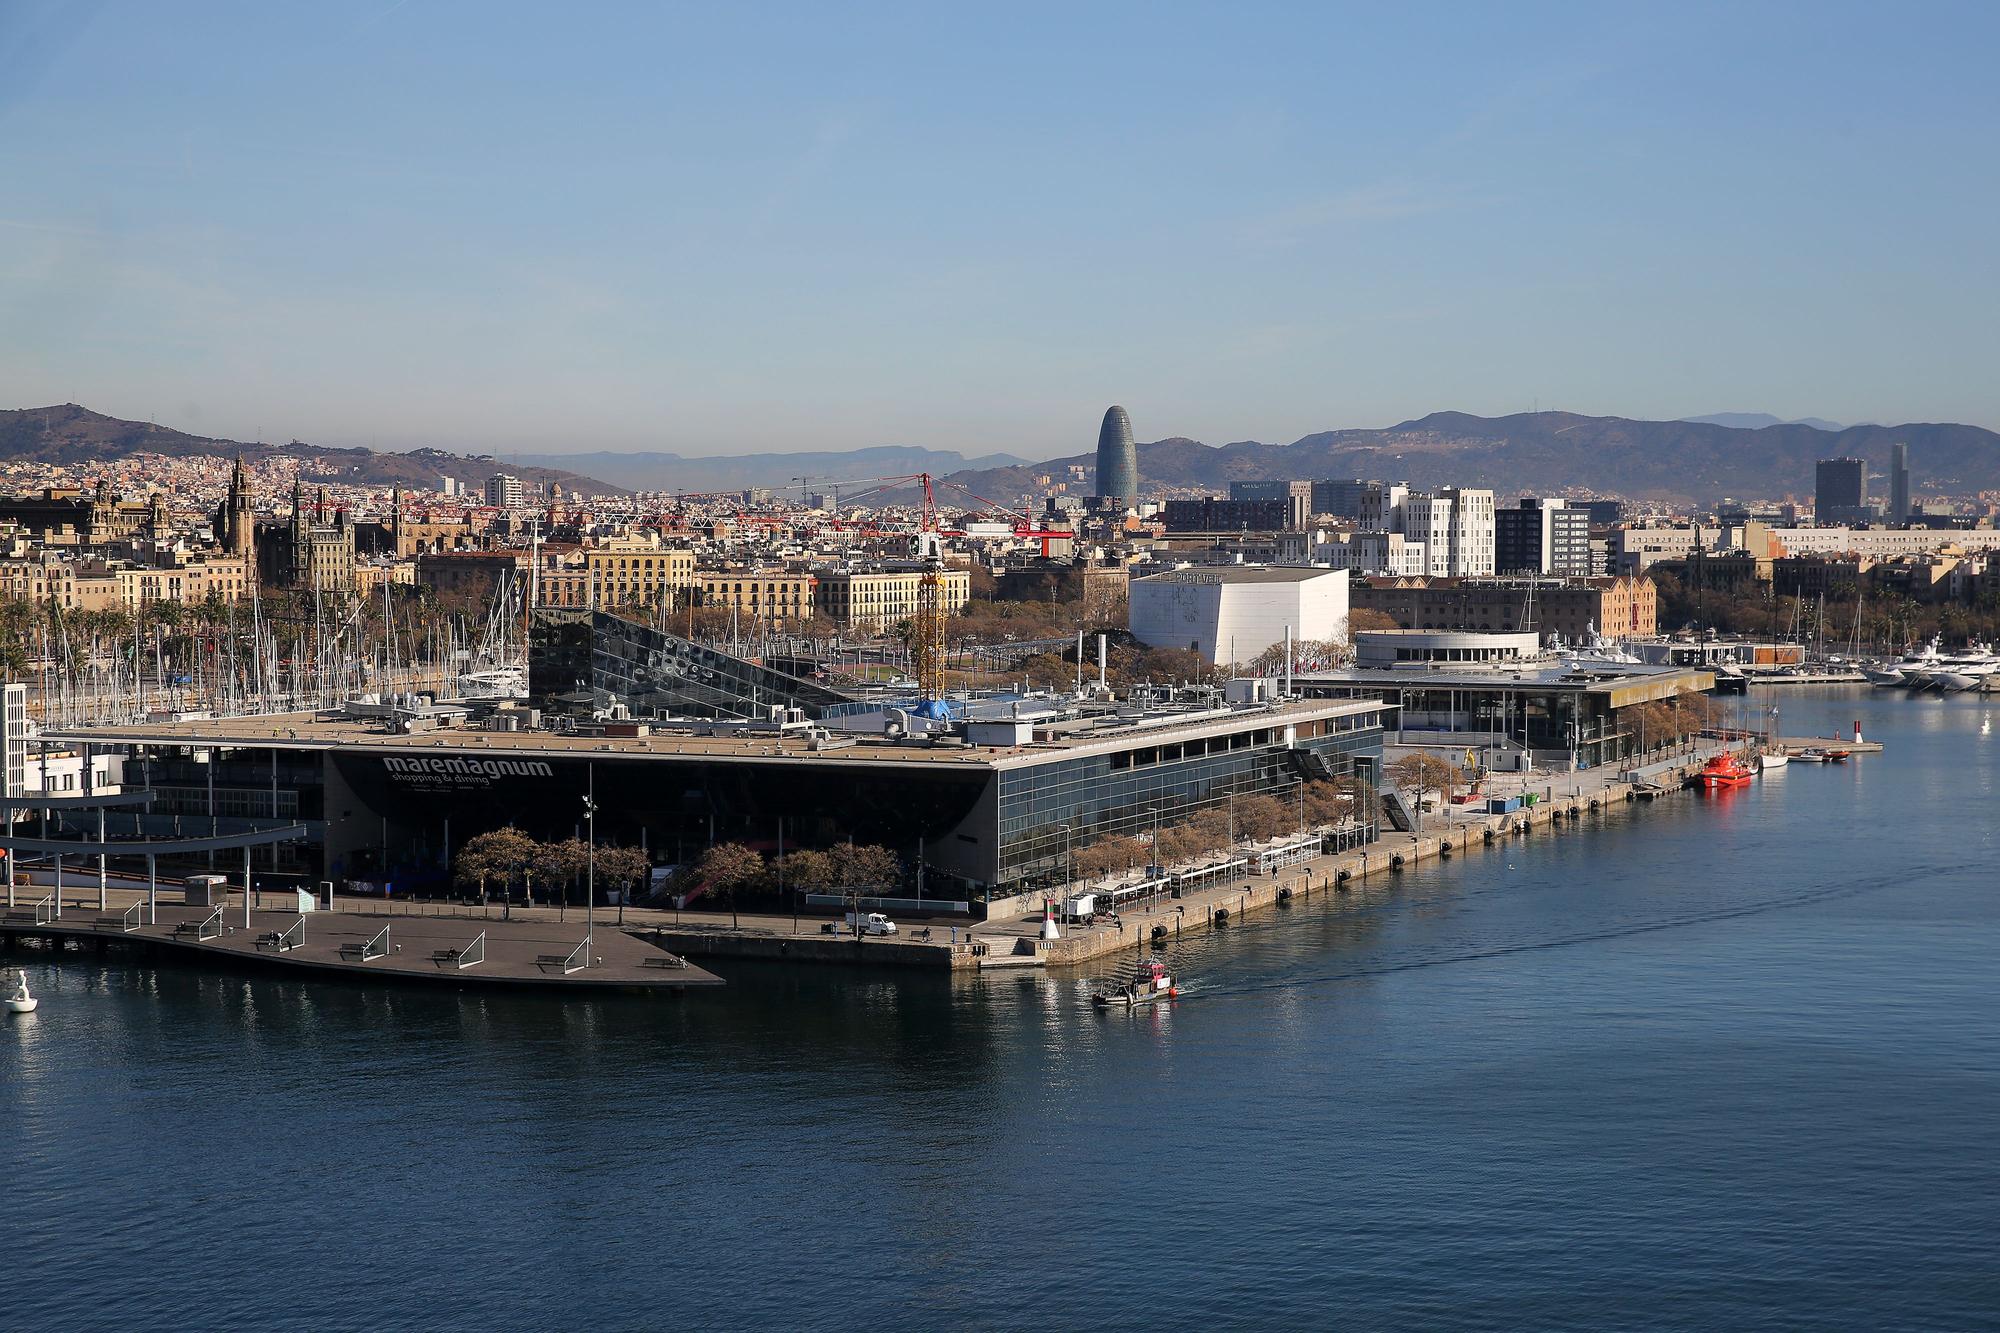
<box><xmin>922</xmin><ymin>411</ymin><xmax>2000</xmax><ymax>507</ymax></box>
<box><xmin>497</xmin><ymin>444</ymin><xmax>1035</xmax><ymax>494</ymax></box>
<box><xmin>1681</xmin><ymin>412</ymin><xmax>1846</xmax><ymax>432</ymax></box>
<box><xmin>0</xmin><ymin>404</ymin><xmax>624</xmax><ymax>495</ymax></box>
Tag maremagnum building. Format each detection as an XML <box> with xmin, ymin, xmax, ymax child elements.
<box><xmin>52</xmin><ymin>614</ymin><xmax>1392</xmax><ymax>918</ymax></box>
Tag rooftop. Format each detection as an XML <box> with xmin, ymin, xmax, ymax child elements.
<box><xmin>1134</xmin><ymin>565</ymin><xmax>1345</xmax><ymax>585</ymax></box>
<box><xmin>50</xmin><ymin>696</ymin><xmax>1386</xmax><ymax>773</ymax></box>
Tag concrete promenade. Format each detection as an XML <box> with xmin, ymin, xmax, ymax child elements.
<box><xmin>0</xmin><ymin>897</ymin><xmax>723</xmax><ymax>991</ymax></box>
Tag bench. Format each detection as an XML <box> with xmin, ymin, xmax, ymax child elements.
<box><xmin>535</xmin><ymin>954</ymin><xmax>570</xmax><ymax>968</ymax></box>
<box><xmin>253</xmin><ymin>931</ymin><xmax>285</xmax><ymax>951</ymax></box>
<box><xmin>171</xmin><ymin>921</ymin><xmax>205</xmax><ymax>938</ymax></box>
<box><xmin>430</xmin><ymin>948</ymin><xmax>462</xmax><ymax>965</ymax></box>
<box><xmin>641</xmin><ymin>954</ymin><xmax>687</xmax><ymax>969</ymax></box>
<box><xmin>337</xmin><ymin>942</ymin><xmax>371</xmax><ymax>960</ymax></box>
<box><xmin>3</xmin><ymin>910</ymin><xmax>38</xmax><ymax>924</ymax></box>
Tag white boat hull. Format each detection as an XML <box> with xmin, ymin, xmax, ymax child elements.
<box><xmin>6</xmin><ymin>998</ymin><xmax>37</xmax><ymax>1013</ymax></box>
<box><xmin>1760</xmin><ymin>753</ymin><xmax>1789</xmax><ymax>770</ymax></box>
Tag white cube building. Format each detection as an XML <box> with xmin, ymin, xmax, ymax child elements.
<box><xmin>1129</xmin><ymin>566</ymin><xmax>1350</xmax><ymax>666</ymax></box>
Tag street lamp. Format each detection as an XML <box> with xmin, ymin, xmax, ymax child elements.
<box><xmin>581</xmin><ymin>762</ymin><xmax>596</xmax><ymax>966</ymax></box>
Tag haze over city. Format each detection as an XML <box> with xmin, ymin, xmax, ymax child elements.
<box><xmin>6</xmin><ymin>0</ymin><xmax>1999</xmax><ymax>455</ymax></box>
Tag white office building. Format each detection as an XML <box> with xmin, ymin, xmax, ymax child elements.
<box><xmin>1129</xmin><ymin>566</ymin><xmax>1350</xmax><ymax>666</ymax></box>
<box><xmin>1319</xmin><ymin>531</ymin><xmax>1429</xmax><ymax>577</ymax></box>
<box><xmin>1442</xmin><ymin>487</ymin><xmax>1497</xmax><ymax>577</ymax></box>
<box><xmin>1358</xmin><ymin>483</ymin><xmax>1409</xmax><ymax>535</ymax></box>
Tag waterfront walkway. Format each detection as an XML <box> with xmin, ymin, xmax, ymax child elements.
<box><xmin>0</xmin><ymin>899</ymin><xmax>722</xmax><ymax>991</ymax></box>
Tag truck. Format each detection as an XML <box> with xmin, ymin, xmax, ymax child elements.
<box><xmin>844</xmin><ymin>911</ymin><xmax>898</xmax><ymax>937</ymax></box>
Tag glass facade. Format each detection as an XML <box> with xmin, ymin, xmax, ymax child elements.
<box><xmin>993</xmin><ymin>708</ymin><xmax>1387</xmax><ymax>900</ymax></box>
<box><xmin>1095</xmin><ymin>405</ymin><xmax>1138</xmax><ymax>505</ymax></box>
<box><xmin>530</xmin><ymin>609</ymin><xmax>853</xmax><ymax>719</ymax></box>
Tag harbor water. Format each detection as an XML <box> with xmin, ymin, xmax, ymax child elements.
<box><xmin>5</xmin><ymin>688</ymin><xmax>2000</xmax><ymax>1330</ymax></box>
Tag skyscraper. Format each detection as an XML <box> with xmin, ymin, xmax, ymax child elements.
<box><xmin>1815</xmin><ymin>457</ymin><xmax>1866</xmax><ymax>522</ymax></box>
<box><xmin>1890</xmin><ymin>443</ymin><xmax>1911</xmax><ymax>523</ymax></box>
<box><xmin>1093</xmin><ymin>405</ymin><xmax>1138</xmax><ymax>509</ymax></box>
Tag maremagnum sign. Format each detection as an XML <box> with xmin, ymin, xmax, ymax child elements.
<box><xmin>378</xmin><ymin>755</ymin><xmax>557</xmax><ymax>791</ymax></box>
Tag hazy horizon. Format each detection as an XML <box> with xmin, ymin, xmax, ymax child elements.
<box><xmin>5</xmin><ymin>2</ymin><xmax>1997</xmax><ymax>457</ymax></box>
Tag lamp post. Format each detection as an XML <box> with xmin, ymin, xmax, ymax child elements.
<box><xmin>582</xmin><ymin>762</ymin><xmax>596</xmax><ymax>965</ymax></box>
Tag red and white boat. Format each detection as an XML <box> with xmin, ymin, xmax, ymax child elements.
<box><xmin>1093</xmin><ymin>959</ymin><xmax>1177</xmax><ymax>1008</ymax></box>
<box><xmin>1698</xmin><ymin>753</ymin><xmax>1754</xmax><ymax>790</ymax></box>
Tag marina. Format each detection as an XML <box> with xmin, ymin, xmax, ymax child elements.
<box><xmin>5</xmin><ymin>685</ymin><xmax>1991</xmax><ymax>1333</ymax></box>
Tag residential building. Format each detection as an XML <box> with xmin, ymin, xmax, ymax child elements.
<box><xmin>485</xmin><ymin>474</ymin><xmax>526</xmax><ymax>509</ymax></box>
<box><xmin>1496</xmin><ymin>498</ymin><xmax>1593</xmax><ymax>576</ymax></box>
<box><xmin>815</xmin><ymin>567</ymin><xmax>971</xmax><ymax>631</ymax></box>
<box><xmin>696</xmin><ymin>569</ymin><xmax>817</xmax><ymax>625</ymax></box>
<box><xmin>1349</xmin><ymin>575</ymin><xmax>1658</xmax><ymax>643</ymax></box>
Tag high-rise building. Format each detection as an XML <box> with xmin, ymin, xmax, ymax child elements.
<box><xmin>1229</xmin><ymin>480</ymin><xmax>1312</xmax><ymax>529</ymax></box>
<box><xmin>486</xmin><ymin>473</ymin><xmax>525</xmax><ymax>509</ymax></box>
<box><xmin>1440</xmin><ymin>487</ymin><xmax>1496</xmax><ymax>577</ymax></box>
<box><xmin>1161</xmin><ymin>498</ymin><xmax>1288</xmax><ymax>532</ymax></box>
<box><xmin>1402</xmin><ymin>493</ymin><xmax>1454</xmax><ymax>576</ymax></box>
<box><xmin>1358</xmin><ymin>482</ymin><xmax>1409</xmax><ymax>534</ymax></box>
<box><xmin>1093</xmin><ymin>405</ymin><xmax>1138</xmax><ymax>509</ymax></box>
<box><xmin>1890</xmin><ymin>443</ymin><xmax>1911</xmax><ymax>524</ymax></box>
<box><xmin>1310</xmin><ymin>479</ymin><xmax>1370</xmax><ymax>520</ymax></box>
<box><xmin>1815</xmin><ymin>458</ymin><xmax>1867</xmax><ymax>523</ymax></box>
<box><xmin>1496</xmin><ymin>498</ymin><xmax>1593</xmax><ymax>576</ymax></box>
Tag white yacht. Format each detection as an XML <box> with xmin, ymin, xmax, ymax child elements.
<box><xmin>1908</xmin><ymin>642</ymin><xmax>1994</xmax><ymax>691</ymax></box>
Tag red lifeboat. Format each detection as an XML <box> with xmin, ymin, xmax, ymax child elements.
<box><xmin>1699</xmin><ymin>753</ymin><xmax>1754</xmax><ymax>790</ymax></box>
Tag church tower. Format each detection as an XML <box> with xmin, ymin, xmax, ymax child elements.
<box><xmin>221</xmin><ymin>456</ymin><xmax>255</xmax><ymax>560</ymax></box>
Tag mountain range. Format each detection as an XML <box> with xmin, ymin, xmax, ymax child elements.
<box><xmin>497</xmin><ymin>444</ymin><xmax>1031</xmax><ymax>495</ymax></box>
<box><xmin>916</xmin><ymin>411</ymin><xmax>2000</xmax><ymax>508</ymax></box>
<box><xmin>6</xmin><ymin>404</ymin><xmax>1998</xmax><ymax>507</ymax></box>
<box><xmin>0</xmin><ymin>404</ymin><xmax>621</xmax><ymax>496</ymax></box>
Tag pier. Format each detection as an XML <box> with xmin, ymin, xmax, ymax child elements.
<box><xmin>0</xmin><ymin>896</ymin><xmax>722</xmax><ymax>992</ymax></box>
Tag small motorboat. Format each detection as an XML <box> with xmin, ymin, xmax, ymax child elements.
<box><xmin>1092</xmin><ymin>959</ymin><xmax>1177</xmax><ymax>1008</ymax></box>
<box><xmin>1826</xmin><ymin>748</ymin><xmax>1851</xmax><ymax>762</ymax></box>
<box><xmin>7</xmin><ymin>970</ymin><xmax>37</xmax><ymax>1014</ymax></box>
<box><xmin>1698</xmin><ymin>754</ymin><xmax>1754</xmax><ymax>790</ymax></box>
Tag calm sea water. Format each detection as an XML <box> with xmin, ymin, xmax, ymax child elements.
<box><xmin>6</xmin><ymin>688</ymin><xmax>2000</xmax><ymax>1331</ymax></box>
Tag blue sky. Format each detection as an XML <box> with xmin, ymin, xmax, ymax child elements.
<box><xmin>3</xmin><ymin>1</ymin><xmax>1997</xmax><ymax>458</ymax></box>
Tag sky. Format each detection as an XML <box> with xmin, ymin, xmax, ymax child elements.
<box><xmin>3</xmin><ymin>1</ymin><xmax>1998</xmax><ymax>460</ymax></box>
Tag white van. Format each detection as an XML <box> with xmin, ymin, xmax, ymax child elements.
<box><xmin>844</xmin><ymin>911</ymin><xmax>898</xmax><ymax>936</ymax></box>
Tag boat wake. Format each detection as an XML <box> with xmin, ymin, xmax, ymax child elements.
<box><xmin>1183</xmin><ymin>859</ymin><xmax>1979</xmax><ymax>1002</ymax></box>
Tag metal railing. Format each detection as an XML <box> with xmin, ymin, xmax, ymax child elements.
<box><xmin>121</xmin><ymin>901</ymin><xmax>143</xmax><ymax>933</ymax></box>
<box><xmin>361</xmin><ymin>924</ymin><xmax>389</xmax><ymax>961</ymax></box>
<box><xmin>33</xmin><ymin>893</ymin><xmax>56</xmax><ymax>925</ymax></box>
<box><xmin>457</xmin><ymin>932</ymin><xmax>485</xmax><ymax>969</ymax></box>
<box><xmin>562</xmin><ymin>935</ymin><xmax>592</xmax><ymax>974</ymax></box>
<box><xmin>275</xmin><ymin>915</ymin><xmax>305</xmax><ymax>953</ymax></box>
<box><xmin>196</xmin><ymin>906</ymin><xmax>225</xmax><ymax>941</ymax></box>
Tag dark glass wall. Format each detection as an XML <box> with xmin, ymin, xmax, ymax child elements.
<box><xmin>531</xmin><ymin>609</ymin><xmax>853</xmax><ymax>719</ymax></box>
<box><xmin>992</xmin><ymin>714</ymin><xmax>1385</xmax><ymax>901</ymax></box>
